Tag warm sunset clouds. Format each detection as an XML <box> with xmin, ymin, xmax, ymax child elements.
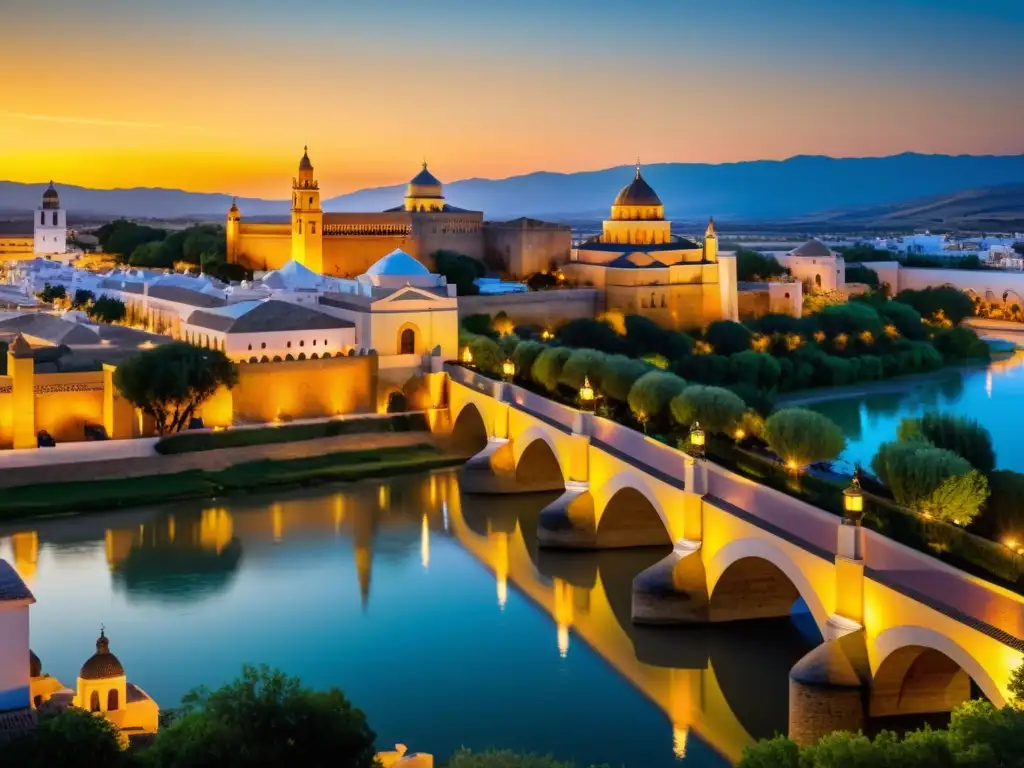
<box><xmin>1</xmin><ymin>0</ymin><xmax>1022</xmax><ymax>198</ymax></box>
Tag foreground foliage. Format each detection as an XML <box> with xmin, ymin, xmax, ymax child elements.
<box><xmin>0</xmin><ymin>707</ymin><xmax>128</xmax><ymax>768</ymax></box>
<box><xmin>447</xmin><ymin>749</ymin><xmax>609</xmax><ymax>768</ymax></box>
<box><xmin>897</xmin><ymin>413</ymin><xmax>996</xmax><ymax>473</ymax></box>
<box><xmin>763</xmin><ymin>408</ymin><xmax>846</xmax><ymax>468</ymax></box>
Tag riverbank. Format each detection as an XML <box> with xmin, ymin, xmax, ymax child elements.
<box><xmin>0</xmin><ymin>442</ymin><xmax>465</xmax><ymax>520</ymax></box>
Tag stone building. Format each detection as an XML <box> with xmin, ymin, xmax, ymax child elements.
<box><xmin>482</xmin><ymin>217</ymin><xmax>572</xmax><ymax>278</ymax></box>
<box><xmin>562</xmin><ymin>164</ymin><xmax>738</xmax><ymax>330</ymax></box>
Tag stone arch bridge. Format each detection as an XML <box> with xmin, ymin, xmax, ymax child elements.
<box><xmin>445</xmin><ymin>364</ymin><xmax>1024</xmax><ymax>743</ymax></box>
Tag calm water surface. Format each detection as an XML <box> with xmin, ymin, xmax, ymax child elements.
<box><xmin>1</xmin><ymin>472</ymin><xmax>821</xmax><ymax>767</ymax></box>
<box><xmin>807</xmin><ymin>353</ymin><xmax>1024</xmax><ymax>473</ymax></box>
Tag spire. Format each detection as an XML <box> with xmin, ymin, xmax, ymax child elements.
<box><xmin>635</xmin><ymin>157</ymin><xmax>642</xmax><ymax>179</ymax></box>
<box><xmin>96</xmin><ymin>626</ymin><xmax>109</xmax><ymax>654</ymax></box>
<box><xmin>705</xmin><ymin>216</ymin><xmax>716</xmax><ymax>237</ymax></box>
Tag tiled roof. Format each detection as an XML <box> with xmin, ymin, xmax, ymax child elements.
<box><xmin>0</xmin><ymin>560</ymin><xmax>34</xmax><ymax>603</ymax></box>
<box><xmin>187</xmin><ymin>300</ymin><xmax>354</xmax><ymax>334</ymax></box>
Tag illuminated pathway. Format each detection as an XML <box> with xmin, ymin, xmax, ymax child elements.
<box><xmin>446</xmin><ymin>364</ymin><xmax>1024</xmax><ymax>744</ymax></box>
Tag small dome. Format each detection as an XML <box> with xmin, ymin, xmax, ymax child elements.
<box><xmin>298</xmin><ymin>146</ymin><xmax>313</xmax><ymax>172</ymax></box>
<box><xmin>613</xmin><ymin>166</ymin><xmax>662</xmax><ymax>208</ymax></box>
<box><xmin>364</xmin><ymin>249</ymin><xmax>430</xmax><ymax>277</ymax></box>
<box><xmin>30</xmin><ymin>649</ymin><xmax>41</xmax><ymax>678</ymax></box>
<box><xmin>228</xmin><ymin>197</ymin><xmax>239</xmax><ymax>213</ymax></box>
<box><xmin>79</xmin><ymin>630</ymin><xmax>125</xmax><ymax>680</ymax></box>
<box><xmin>406</xmin><ymin>162</ymin><xmax>443</xmax><ymax>200</ymax></box>
<box><xmin>42</xmin><ymin>182</ymin><xmax>60</xmax><ymax>210</ymax></box>
<box><xmin>791</xmin><ymin>239</ymin><xmax>833</xmax><ymax>258</ymax></box>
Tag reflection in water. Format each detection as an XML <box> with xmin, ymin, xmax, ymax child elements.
<box><xmin>810</xmin><ymin>353</ymin><xmax>1024</xmax><ymax>472</ymax></box>
<box><xmin>0</xmin><ymin>472</ymin><xmax>828</xmax><ymax>767</ymax></box>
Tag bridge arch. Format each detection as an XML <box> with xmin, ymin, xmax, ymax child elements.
<box><xmin>512</xmin><ymin>428</ymin><xmax>566</xmax><ymax>488</ymax></box>
<box><xmin>706</xmin><ymin>538</ymin><xmax>830</xmax><ymax>633</ymax></box>
<box><xmin>596</xmin><ymin>485</ymin><xmax>673</xmax><ymax>548</ymax></box>
<box><xmin>870</xmin><ymin>625</ymin><xmax>1004</xmax><ymax>715</ymax></box>
<box><xmin>451</xmin><ymin>402</ymin><xmax>488</xmax><ymax>456</ymax></box>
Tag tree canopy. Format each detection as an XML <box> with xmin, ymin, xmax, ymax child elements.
<box><xmin>670</xmin><ymin>384</ymin><xmax>746</xmax><ymax>435</ymax></box>
<box><xmin>0</xmin><ymin>707</ymin><xmax>128</xmax><ymax>768</ymax></box>
<box><xmin>114</xmin><ymin>342</ymin><xmax>238</xmax><ymax>434</ymax></box>
<box><xmin>763</xmin><ymin>408</ymin><xmax>845</xmax><ymax>467</ymax></box>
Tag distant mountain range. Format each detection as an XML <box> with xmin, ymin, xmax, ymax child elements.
<box><xmin>2</xmin><ymin>153</ymin><xmax>1024</xmax><ymax>227</ymax></box>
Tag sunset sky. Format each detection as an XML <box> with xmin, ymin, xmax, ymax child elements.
<box><xmin>2</xmin><ymin>0</ymin><xmax>1022</xmax><ymax>198</ymax></box>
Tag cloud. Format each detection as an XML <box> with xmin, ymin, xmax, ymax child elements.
<box><xmin>0</xmin><ymin>112</ymin><xmax>205</xmax><ymax>131</ymax></box>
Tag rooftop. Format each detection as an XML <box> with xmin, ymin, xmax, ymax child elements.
<box><xmin>0</xmin><ymin>313</ymin><xmax>101</xmax><ymax>345</ymax></box>
<box><xmin>186</xmin><ymin>299</ymin><xmax>355</xmax><ymax>334</ymax></box>
<box><xmin>0</xmin><ymin>559</ymin><xmax>34</xmax><ymax>603</ymax></box>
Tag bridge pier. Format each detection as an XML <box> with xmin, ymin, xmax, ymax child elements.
<box><xmin>632</xmin><ymin>541</ymin><xmax>709</xmax><ymax>624</ymax></box>
<box><xmin>536</xmin><ymin>483</ymin><xmax>596</xmax><ymax>547</ymax></box>
<box><xmin>460</xmin><ymin>437</ymin><xmax>565</xmax><ymax>494</ymax></box>
<box><xmin>788</xmin><ymin>625</ymin><xmax>870</xmax><ymax>747</ymax></box>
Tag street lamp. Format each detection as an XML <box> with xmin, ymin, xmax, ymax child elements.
<box><xmin>579</xmin><ymin>376</ymin><xmax>595</xmax><ymax>410</ymax></box>
<box><xmin>689</xmin><ymin>421</ymin><xmax>705</xmax><ymax>459</ymax></box>
<box><xmin>461</xmin><ymin>346</ymin><xmax>474</xmax><ymax>366</ymax></box>
<box><xmin>502</xmin><ymin>358</ymin><xmax>515</xmax><ymax>380</ymax></box>
<box><xmin>541</xmin><ymin>329</ymin><xmax>553</xmax><ymax>341</ymax></box>
<box><xmin>843</xmin><ymin>475</ymin><xmax>864</xmax><ymax>526</ymax></box>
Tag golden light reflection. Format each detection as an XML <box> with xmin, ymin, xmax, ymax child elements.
<box><xmin>986</xmin><ymin>370</ymin><xmax>993</xmax><ymax>399</ymax></box>
<box><xmin>673</xmin><ymin>726</ymin><xmax>690</xmax><ymax>759</ymax></box>
<box><xmin>334</xmin><ymin>496</ymin><xmax>346</xmax><ymax>537</ymax></box>
<box><xmin>11</xmin><ymin>531</ymin><xmax>38</xmax><ymax>582</ymax></box>
<box><xmin>557</xmin><ymin>623</ymin><xmax>570</xmax><ymax>659</ymax></box>
<box><xmin>167</xmin><ymin>514</ymin><xmax>176</xmax><ymax>544</ymax></box>
<box><xmin>420</xmin><ymin>514</ymin><xmax>430</xmax><ymax>571</ymax></box>
<box><xmin>553</xmin><ymin>578</ymin><xmax>574</xmax><ymax>659</ymax></box>
<box><xmin>272</xmin><ymin>504</ymin><xmax>283</xmax><ymax>543</ymax></box>
<box><xmin>199</xmin><ymin>508</ymin><xmax>233</xmax><ymax>554</ymax></box>
<box><xmin>377</xmin><ymin>485</ymin><xmax>389</xmax><ymax>511</ymax></box>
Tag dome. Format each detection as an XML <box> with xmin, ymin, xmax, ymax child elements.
<box><xmin>79</xmin><ymin>630</ymin><xmax>125</xmax><ymax>680</ymax></box>
<box><xmin>406</xmin><ymin>162</ymin><xmax>443</xmax><ymax>199</ymax></box>
<box><xmin>791</xmin><ymin>239</ymin><xmax>833</xmax><ymax>258</ymax></box>
<box><xmin>298</xmin><ymin>146</ymin><xmax>313</xmax><ymax>172</ymax></box>
<box><xmin>364</xmin><ymin>249</ymin><xmax>430</xmax><ymax>277</ymax></box>
<box><xmin>42</xmin><ymin>181</ymin><xmax>60</xmax><ymax>210</ymax></box>
<box><xmin>30</xmin><ymin>649</ymin><xmax>41</xmax><ymax>678</ymax></box>
<box><xmin>613</xmin><ymin>166</ymin><xmax>662</xmax><ymax>208</ymax></box>
<box><xmin>228</xmin><ymin>197</ymin><xmax>240</xmax><ymax>217</ymax></box>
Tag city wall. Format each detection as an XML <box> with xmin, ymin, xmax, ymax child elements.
<box><xmin>457</xmin><ymin>289</ymin><xmax>600</xmax><ymax>327</ymax></box>
<box><xmin>864</xmin><ymin>262</ymin><xmax>1024</xmax><ymax>304</ymax></box>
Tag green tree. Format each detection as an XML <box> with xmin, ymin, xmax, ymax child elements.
<box><xmin>447</xmin><ymin>750</ymin><xmax>602</xmax><ymax>768</ymax></box>
<box><xmin>845</xmin><ymin>264</ymin><xmax>880</xmax><ymax>287</ymax></box>
<box><xmin>129</xmin><ymin>240</ymin><xmax>172</xmax><ymax>268</ymax></box>
<box><xmin>462</xmin><ymin>314</ymin><xmax>497</xmax><ymax>339</ymax></box>
<box><xmin>763</xmin><ymin>408</ymin><xmax>845</xmax><ymax>468</ymax></box>
<box><xmin>600</xmin><ymin>355</ymin><xmax>649</xmax><ymax>403</ymax></box>
<box><xmin>897</xmin><ymin>412</ymin><xmax>996</xmax><ymax>473</ymax></box>
<box><xmin>0</xmin><ymin>706</ymin><xmax>128</xmax><ymax>768</ymax></box>
<box><xmin>670</xmin><ymin>384</ymin><xmax>746</xmax><ymax>435</ymax></box>
<box><xmin>96</xmin><ymin>219</ymin><xmax>166</xmax><ymax>261</ymax></box>
<box><xmin>624</xmin><ymin>314</ymin><xmax>692</xmax><ymax>360</ymax></box>
<box><xmin>978</xmin><ymin>470</ymin><xmax>1024</xmax><ymax>540</ymax></box>
<box><xmin>464</xmin><ymin>334</ymin><xmax>504</xmax><ymax>376</ymax></box>
<box><xmin>144</xmin><ymin>664</ymin><xmax>377</xmax><ymax>768</ymax></box>
<box><xmin>703</xmin><ymin>320</ymin><xmax>752</xmax><ymax>356</ymax></box>
<box><xmin>435</xmin><ymin>250</ymin><xmax>484</xmax><ymax>295</ymax></box>
<box><xmin>627</xmin><ymin>371</ymin><xmax>686</xmax><ymax>431</ymax></box>
<box><xmin>872</xmin><ymin>440</ymin><xmax>989</xmax><ymax>525</ymax></box>
<box><xmin>114</xmin><ymin>342</ymin><xmax>239</xmax><ymax>434</ymax></box>
<box><xmin>532</xmin><ymin>347</ymin><xmax>573</xmax><ymax>392</ymax></box>
<box><xmin>816</xmin><ymin>302</ymin><xmax>884</xmax><ymax>338</ymax></box>
<box><xmin>729</xmin><ymin>350</ymin><xmax>782</xmax><ymax>390</ymax></box>
<box><xmin>37</xmin><ymin>284</ymin><xmax>66</xmax><ymax>303</ymax></box>
<box><xmin>736</xmin><ymin>249</ymin><xmax>788</xmax><ymax>282</ymax></box>
<box><xmin>512</xmin><ymin>340</ymin><xmax>545</xmax><ymax>381</ymax></box>
<box><xmin>182</xmin><ymin>224</ymin><xmax>226</xmax><ymax>263</ymax></box>
<box><xmin>896</xmin><ymin>286</ymin><xmax>975</xmax><ymax>325</ymax></box>
<box><xmin>559</xmin><ymin>348</ymin><xmax>609</xmax><ymax>390</ymax></box>
<box><xmin>87</xmin><ymin>296</ymin><xmax>127</xmax><ymax>324</ymax></box>
<box><xmin>555</xmin><ymin>318</ymin><xmax>624</xmax><ymax>355</ymax></box>
<box><xmin>932</xmin><ymin>326</ymin><xmax>990</xmax><ymax>362</ymax></box>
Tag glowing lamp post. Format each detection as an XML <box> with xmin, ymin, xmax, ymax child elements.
<box><xmin>578</xmin><ymin>376</ymin><xmax>595</xmax><ymax>411</ymax></box>
<box><xmin>461</xmin><ymin>346</ymin><xmax>474</xmax><ymax>368</ymax></box>
<box><xmin>502</xmin><ymin>358</ymin><xmax>515</xmax><ymax>381</ymax></box>
<box><xmin>541</xmin><ymin>329</ymin><xmax>553</xmax><ymax>341</ymax></box>
<box><xmin>843</xmin><ymin>475</ymin><xmax>864</xmax><ymax>526</ymax></box>
<box><xmin>689</xmin><ymin>421</ymin><xmax>706</xmax><ymax>459</ymax></box>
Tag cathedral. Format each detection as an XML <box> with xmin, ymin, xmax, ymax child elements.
<box><xmin>226</xmin><ymin>149</ymin><xmax>486</xmax><ymax>277</ymax></box>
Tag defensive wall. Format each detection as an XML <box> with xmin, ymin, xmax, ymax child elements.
<box><xmin>442</xmin><ymin>363</ymin><xmax>1024</xmax><ymax>746</ymax></box>
<box><xmin>457</xmin><ymin>289</ymin><xmax>601</xmax><ymax>328</ymax></box>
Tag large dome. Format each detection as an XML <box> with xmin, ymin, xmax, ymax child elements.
<box><xmin>79</xmin><ymin>630</ymin><xmax>125</xmax><ymax>680</ymax></box>
<box><xmin>613</xmin><ymin>166</ymin><xmax>662</xmax><ymax>208</ymax></box>
<box><xmin>364</xmin><ymin>249</ymin><xmax>430</xmax><ymax>277</ymax></box>
<box><xmin>42</xmin><ymin>182</ymin><xmax>60</xmax><ymax>210</ymax></box>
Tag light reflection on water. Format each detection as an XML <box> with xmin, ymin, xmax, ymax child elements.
<box><xmin>0</xmin><ymin>472</ymin><xmax>821</xmax><ymax>767</ymax></box>
<box><xmin>807</xmin><ymin>353</ymin><xmax>1024</xmax><ymax>473</ymax></box>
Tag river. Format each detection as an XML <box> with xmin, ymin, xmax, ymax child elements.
<box><xmin>804</xmin><ymin>352</ymin><xmax>1024</xmax><ymax>474</ymax></box>
<box><xmin>0</xmin><ymin>471</ymin><xmax>827</xmax><ymax>767</ymax></box>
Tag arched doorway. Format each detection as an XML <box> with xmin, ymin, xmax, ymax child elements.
<box><xmin>400</xmin><ymin>327</ymin><xmax>416</xmax><ymax>355</ymax></box>
<box><xmin>107</xmin><ymin>688</ymin><xmax>119</xmax><ymax>711</ymax></box>
<box><xmin>515</xmin><ymin>439</ymin><xmax>564</xmax><ymax>490</ymax></box>
<box><xmin>596</xmin><ymin>487</ymin><xmax>672</xmax><ymax>548</ymax></box>
<box><xmin>451</xmin><ymin>404</ymin><xmax>488</xmax><ymax>457</ymax></box>
<box><xmin>870</xmin><ymin>645</ymin><xmax>985</xmax><ymax>717</ymax></box>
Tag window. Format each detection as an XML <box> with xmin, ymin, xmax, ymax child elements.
<box><xmin>40</xmin><ymin>212</ymin><xmax>44</xmax><ymax>225</ymax></box>
<box><xmin>247</xmin><ymin>344</ymin><xmax>252</xmax><ymax>351</ymax></box>
<box><xmin>107</xmin><ymin>689</ymin><xmax>119</xmax><ymax>711</ymax></box>
<box><xmin>299</xmin><ymin>340</ymin><xmax>304</xmax><ymax>347</ymax></box>
<box><xmin>298</xmin><ymin>220</ymin><xmax>302</xmax><ymax>235</ymax></box>
<box><xmin>815</xmin><ymin>274</ymin><xmax>822</xmax><ymax>288</ymax></box>
<box><xmin>324</xmin><ymin>339</ymin><xmax>327</xmax><ymax>345</ymax></box>
<box><xmin>400</xmin><ymin>328</ymin><xmax>415</xmax><ymax>355</ymax></box>
<box><xmin>52</xmin><ymin>212</ymin><xmax>57</xmax><ymax>226</ymax></box>
<box><xmin>308</xmin><ymin>196</ymin><xmax>312</xmax><ymax>205</ymax></box>
<box><xmin>312</xmin><ymin>339</ymin><xmax>316</xmax><ymax>346</ymax></box>
<box><xmin>261</xmin><ymin>342</ymin><xmax>266</xmax><ymax>349</ymax></box>
<box><xmin>287</xmin><ymin>341</ymin><xmax>292</xmax><ymax>348</ymax></box>
<box><xmin>90</xmin><ymin>691</ymin><xmax>100</xmax><ymax>712</ymax></box>
<box><xmin>311</xmin><ymin>222</ymin><xmax>316</xmax><ymax>235</ymax></box>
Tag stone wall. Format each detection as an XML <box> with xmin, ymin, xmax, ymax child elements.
<box><xmin>458</xmin><ymin>289</ymin><xmax>600</xmax><ymax>327</ymax></box>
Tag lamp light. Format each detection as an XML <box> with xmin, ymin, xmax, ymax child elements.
<box><xmin>689</xmin><ymin>421</ymin><xmax>706</xmax><ymax>458</ymax></box>
<box><xmin>502</xmin><ymin>358</ymin><xmax>515</xmax><ymax>380</ymax></box>
<box><xmin>579</xmin><ymin>376</ymin><xmax>595</xmax><ymax>409</ymax></box>
<box><xmin>843</xmin><ymin>475</ymin><xmax>865</xmax><ymax>525</ymax></box>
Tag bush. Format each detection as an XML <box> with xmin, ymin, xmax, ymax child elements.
<box><xmin>465</xmin><ymin>334</ymin><xmax>504</xmax><ymax>376</ymax></box>
<box><xmin>896</xmin><ymin>285</ymin><xmax>974</xmax><ymax>325</ymax></box>
<box><xmin>845</xmin><ymin>264</ymin><xmax>880</xmax><ymax>287</ymax></box>
<box><xmin>1</xmin><ymin>706</ymin><xmax>129</xmax><ymax>767</ymax></box>
<box><xmin>37</xmin><ymin>284</ymin><xmax>66</xmax><ymax>303</ymax></box>
<box><xmin>744</xmin><ymin>313</ymin><xmax>802</xmax><ymax>336</ymax></box>
<box><xmin>627</xmin><ymin>371</ymin><xmax>687</xmax><ymax>429</ymax></box>
<box><xmin>763</xmin><ymin>408</ymin><xmax>845</xmax><ymax>467</ymax></box>
<box><xmin>679</xmin><ymin>353</ymin><xmax>731</xmax><ymax>385</ymax></box>
<box><xmin>897</xmin><ymin>412</ymin><xmax>996</xmax><ymax>473</ymax></box>
<box><xmin>512</xmin><ymin>340</ymin><xmax>545</xmax><ymax>380</ymax></box>
<box><xmin>736</xmin><ymin>249</ymin><xmax>788</xmax><ymax>282</ymax></box>
<box><xmin>446</xmin><ymin>750</ymin><xmax>580</xmax><ymax>768</ymax></box>
<box><xmin>532</xmin><ymin>347</ymin><xmax>573</xmax><ymax>392</ymax></box>
<box><xmin>933</xmin><ymin>325</ymin><xmax>990</xmax><ymax>361</ymax></box>
<box><xmin>129</xmin><ymin>239</ymin><xmax>172</xmax><ymax>268</ymax></box>
<box><xmin>872</xmin><ymin>439</ymin><xmax>988</xmax><ymax>525</ymax></box>
<box><xmin>559</xmin><ymin>348</ymin><xmax>609</xmax><ymax>390</ymax></box>
<box><xmin>87</xmin><ymin>296</ymin><xmax>127</xmax><ymax>324</ymax></box>
<box><xmin>436</xmin><ymin>250</ymin><xmax>484</xmax><ymax>295</ymax></box>
<box><xmin>462</xmin><ymin>313</ymin><xmax>496</xmax><ymax>338</ymax></box>
<box><xmin>817</xmin><ymin>301</ymin><xmax>884</xmax><ymax>338</ymax></box>
<box><xmin>71</xmin><ymin>288</ymin><xmax>95</xmax><ymax>309</ymax></box>
<box><xmin>977</xmin><ymin>470</ymin><xmax>1024</xmax><ymax>539</ymax></box>
<box><xmin>878</xmin><ymin>300</ymin><xmax>927</xmax><ymax>339</ymax></box>
<box><xmin>670</xmin><ymin>385</ymin><xmax>746</xmax><ymax>435</ymax></box>
<box><xmin>555</xmin><ymin>318</ymin><xmax>624</xmax><ymax>354</ymax></box>
<box><xmin>600</xmin><ymin>355</ymin><xmax>649</xmax><ymax>403</ymax></box>
<box><xmin>703</xmin><ymin>320</ymin><xmax>752</xmax><ymax>356</ymax></box>
<box><xmin>624</xmin><ymin>314</ymin><xmax>693</xmax><ymax>360</ymax></box>
<box><xmin>729</xmin><ymin>350</ymin><xmax>781</xmax><ymax>390</ymax></box>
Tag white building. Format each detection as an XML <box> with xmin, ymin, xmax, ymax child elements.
<box><xmin>34</xmin><ymin>182</ymin><xmax>67</xmax><ymax>257</ymax></box>
<box><xmin>770</xmin><ymin>239</ymin><xmax>846</xmax><ymax>293</ymax></box>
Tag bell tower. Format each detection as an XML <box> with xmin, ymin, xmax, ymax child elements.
<box><xmin>703</xmin><ymin>217</ymin><xmax>718</xmax><ymax>263</ymax></box>
<box><xmin>291</xmin><ymin>146</ymin><xmax>323</xmax><ymax>273</ymax></box>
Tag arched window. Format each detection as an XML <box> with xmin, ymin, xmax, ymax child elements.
<box><xmin>261</xmin><ymin>342</ymin><xmax>266</xmax><ymax>349</ymax></box>
<box><xmin>400</xmin><ymin>328</ymin><xmax>415</xmax><ymax>355</ymax></box>
<box><xmin>298</xmin><ymin>220</ymin><xmax>302</xmax><ymax>235</ymax></box>
<box><xmin>40</xmin><ymin>212</ymin><xmax>44</xmax><ymax>225</ymax></box>
<box><xmin>299</xmin><ymin>340</ymin><xmax>304</xmax><ymax>347</ymax></box>
<box><xmin>247</xmin><ymin>344</ymin><xmax>252</xmax><ymax>351</ymax></box>
<box><xmin>312</xmin><ymin>339</ymin><xmax>316</xmax><ymax>346</ymax></box>
<box><xmin>311</xmin><ymin>222</ymin><xmax>316</xmax><ymax>235</ymax></box>
<box><xmin>298</xmin><ymin>353</ymin><xmax>306</xmax><ymax>360</ymax></box>
<box><xmin>287</xmin><ymin>341</ymin><xmax>292</xmax><ymax>348</ymax></box>
<box><xmin>815</xmin><ymin>274</ymin><xmax>822</xmax><ymax>288</ymax></box>
<box><xmin>52</xmin><ymin>212</ymin><xmax>58</xmax><ymax>226</ymax></box>
<box><xmin>107</xmin><ymin>689</ymin><xmax>119</xmax><ymax>711</ymax></box>
<box><xmin>308</xmin><ymin>196</ymin><xmax>312</xmax><ymax>206</ymax></box>
<box><xmin>90</xmin><ymin>691</ymin><xmax>100</xmax><ymax>712</ymax></box>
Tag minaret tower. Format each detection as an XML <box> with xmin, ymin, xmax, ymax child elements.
<box><xmin>34</xmin><ymin>181</ymin><xmax>67</xmax><ymax>255</ymax></box>
<box><xmin>703</xmin><ymin>216</ymin><xmax>718</xmax><ymax>263</ymax></box>
<box><xmin>290</xmin><ymin>146</ymin><xmax>323</xmax><ymax>273</ymax></box>
<box><xmin>226</xmin><ymin>198</ymin><xmax>241</xmax><ymax>264</ymax></box>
